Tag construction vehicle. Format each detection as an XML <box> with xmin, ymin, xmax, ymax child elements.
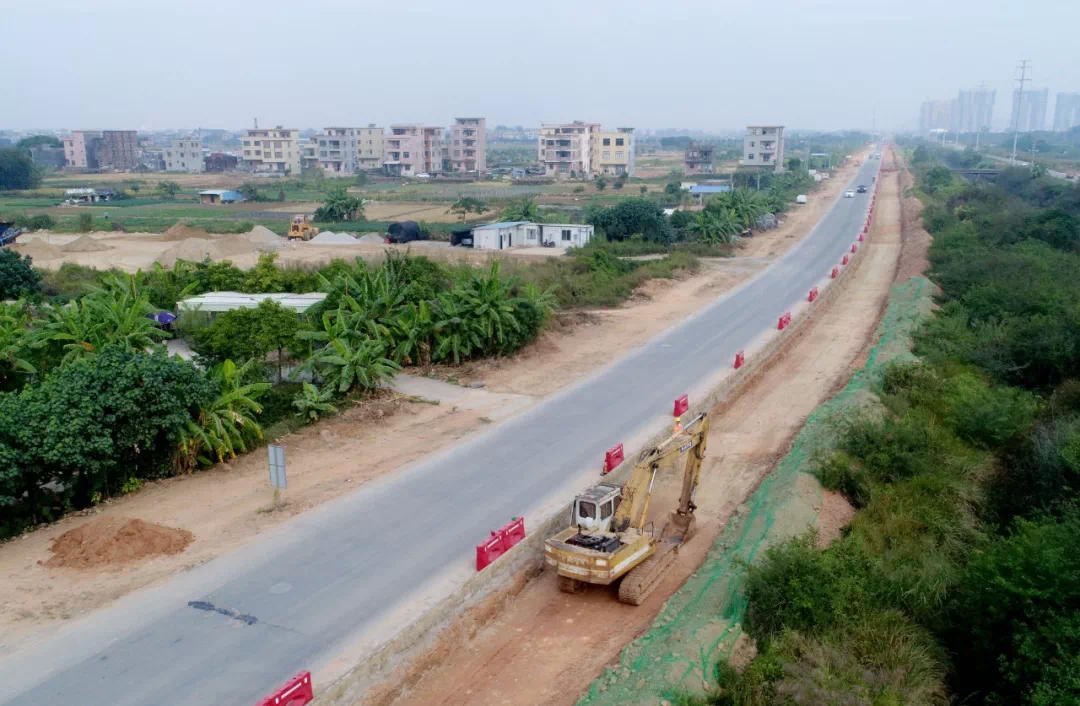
<box><xmin>544</xmin><ymin>413</ymin><xmax>710</xmax><ymax>605</ymax></box>
<box><xmin>0</xmin><ymin>222</ymin><xmax>23</xmax><ymax>247</ymax></box>
<box><xmin>288</xmin><ymin>214</ymin><xmax>319</xmax><ymax>242</ymax></box>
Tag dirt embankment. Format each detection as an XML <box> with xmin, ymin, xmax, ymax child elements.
<box><xmin>367</xmin><ymin>153</ymin><xmax>905</xmax><ymax>706</ymax></box>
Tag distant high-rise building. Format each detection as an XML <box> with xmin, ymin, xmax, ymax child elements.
<box><xmin>955</xmin><ymin>87</ymin><xmax>996</xmax><ymax>132</ymax></box>
<box><xmin>1052</xmin><ymin>92</ymin><xmax>1080</xmax><ymax>132</ymax></box>
<box><xmin>1010</xmin><ymin>88</ymin><xmax>1049</xmax><ymax>132</ymax></box>
<box><xmin>449</xmin><ymin>118</ymin><xmax>486</xmax><ymax>174</ymax></box>
<box><xmin>919</xmin><ymin>100</ymin><xmax>953</xmax><ymax>135</ymax></box>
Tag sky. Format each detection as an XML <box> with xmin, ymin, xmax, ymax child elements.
<box><xmin>3</xmin><ymin>0</ymin><xmax>1079</xmax><ymax>133</ymax></box>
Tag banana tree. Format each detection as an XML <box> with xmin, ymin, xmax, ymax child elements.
<box><xmin>180</xmin><ymin>358</ymin><xmax>270</xmax><ymax>467</ymax></box>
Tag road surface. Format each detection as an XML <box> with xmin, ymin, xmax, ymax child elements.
<box><xmin>0</xmin><ymin>159</ymin><xmax>880</xmax><ymax>706</ymax></box>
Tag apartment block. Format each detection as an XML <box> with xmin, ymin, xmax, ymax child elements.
<box><xmin>1053</xmin><ymin>92</ymin><xmax>1080</xmax><ymax>132</ymax></box>
<box><xmin>449</xmin><ymin>117</ymin><xmax>486</xmax><ymax>173</ymax></box>
<box><xmin>955</xmin><ymin>88</ymin><xmax>996</xmax><ymax>133</ymax></box>
<box><xmin>356</xmin><ymin>125</ymin><xmax>384</xmax><ymax>171</ymax></box>
<box><xmin>684</xmin><ymin>141</ymin><xmax>715</xmax><ymax>174</ymax></box>
<box><xmin>62</xmin><ymin>130</ymin><xmax>138</xmax><ymax>170</ymax></box>
<box><xmin>741</xmin><ymin>126</ymin><xmax>785</xmax><ymax>171</ymax></box>
<box><xmin>317</xmin><ymin>128</ymin><xmax>359</xmax><ymax>174</ymax></box>
<box><xmin>241</xmin><ymin>127</ymin><xmax>300</xmax><ymax>174</ymax></box>
<box><xmin>593</xmin><ymin>128</ymin><xmax>635</xmax><ymax>176</ymax></box>
<box><xmin>384</xmin><ymin>125</ymin><xmax>444</xmax><ymax>177</ymax></box>
<box><xmin>1010</xmin><ymin>88</ymin><xmax>1049</xmax><ymax>132</ymax></box>
<box><xmin>164</xmin><ymin>139</ymin><xmax>205</xmax><ymax>173</ymax></box>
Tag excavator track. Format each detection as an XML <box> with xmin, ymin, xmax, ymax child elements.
<box><xmin>617</xmin><ymin>543</ymin><xmax>679</xmax><ymax>605</ymax></box>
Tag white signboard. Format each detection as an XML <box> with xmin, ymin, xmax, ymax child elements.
<box><xmin>268</xmin><ymin>445</ymin><xmax>286</xmax><ymax>489</ymax></box>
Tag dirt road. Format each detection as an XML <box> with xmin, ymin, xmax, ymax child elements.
<box><xmin>372</xmin><ymin>153</ymin><xmax>905</xmax><ymax>706</ymax></box>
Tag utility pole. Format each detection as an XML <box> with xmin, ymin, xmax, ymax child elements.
<box><xmin>1011</xmin><ymin>60</ymin><xmax>1031</xmax><ymax>165</ymax></box>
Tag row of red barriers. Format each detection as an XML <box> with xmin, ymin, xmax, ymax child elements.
<box><xmin>476</xmin><ymin>517</ymin><xmax>527</xmax><ymax>571</ymax></box>
<box><xmin>256</xmin><ymin>671</ymin><xmax>314</xmax><ymax>706</ymax></box>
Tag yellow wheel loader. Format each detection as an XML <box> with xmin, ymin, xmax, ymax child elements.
<box><xmin>543</xmin><ymin>413</ymin><xmax>709</xmax><ymax>605</ymax></box>
<box><xmin>288</xmin><ymin>214</ymin><xmax>319</xmax><ymax>242</ymax></box>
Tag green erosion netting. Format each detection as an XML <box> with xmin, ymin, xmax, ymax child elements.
<box><xmin>578</xmin><ymin>276</ymin><xmax>934</xmax><ymax>705</ymax></box>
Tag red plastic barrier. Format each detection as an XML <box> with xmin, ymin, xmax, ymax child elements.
<box><xmin>842</xmin><ymin>254</ymin><xmax>850</xmax><ymax>265</ymax></box>
<box><xmin>777</xmin><ymin>312</ymin><xmax>792</xmax><ymax>330</ymax></box>
<box><xmin>734</xmin><ymin>350</ymin><xmax>745</xmax><ymax>369</ymax></box>
<box><xmin>858</xmin><ymin>232</ymin><xmax>865</xmax><ymax>242</ymax></box>
<box><xmin>503</xmin><ymin>517</ymin><xmax>525</xmax><ymax>549</ymax></box>
<box><xmin>808</xmin><ymin>287</ymin><xmax>819</xmax><ymax>303</ymax></box>
<box><xmin>851</xmin><ymin>243</ymin><xmax>858</xmax><ymax>253</ymax></box>
<box><xmin>673</xmin><ymin>394</ymin><xmax>689</xmax><ymax>417</ymax></box>
<box><xmin>255</xmin><ymin>671</ymin><xmax>314</xmax><ymax>706</ymax></box>
<box><xmin>476</xmin><ymin>531</ymin><xmax>506</xmax><ymax>571</ymax></box>
<box><xmin>603</xmin><ymin>443</ymin><xmax>624</xmax><ymax>474</ymax></box>
<box><xmin>831</xmin><ymin>266</ymin><xmax>839</xmax><ymax>279</ymax></box>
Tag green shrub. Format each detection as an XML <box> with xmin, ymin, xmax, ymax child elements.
<box><xmin>0</xmin><ymin>249</ymin><xmax>41</xmax><ymax>299</ymax></box>
<box><xmin>77</xmin><ymin>212</ymin><xmax>93</xmax><ymax>232</ymax></box>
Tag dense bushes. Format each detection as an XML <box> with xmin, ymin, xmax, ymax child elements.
<box><xmin>0</xmin><ymin>249</ymin><xmax>41</xmax><ymax>300</ymax></box>
<box><xmin>0</xmin><ymin>345</ymin><xmax>215</xmax><ymax>534</ymax></box>
<box><xmin>710</xmin><ymin>151</ymin><xmax>1080</xmax><ymax>706</ymax></box>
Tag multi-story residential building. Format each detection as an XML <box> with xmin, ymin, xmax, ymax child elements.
<box><xmin>741</xmin><ymin>126</ymin><xmax>785</xmax><ymax>171</ymax></box>
<box><xmin>1053</xmin><ymin>92</ymin><xmax>1080</xmax><ymax>132</ymax></box>
<box><xmin>356</xmin><ymin>125</ymin><xmax>384</xmax><ymax>171</ymax></box>
<box><xmin>62</xmin><ymin>130</ymin><xmax>138</xmax><ymax>170</ymax></box>
<box><xmin>301</xmin><ymin>137</ymin><xmax>319</xmax><ymax>173</ymax></box>
<box><xmin>383</xmin><ymin>125</ymin><xmax>444</xmax><ymax>176</ymax></box>
<box><xmin>919</xmin><ymin>99</ymin><xmax>953</xmax><ymax>135</ymax></box>
<box><xmin>684</xmin><ymin>141</ymin><xmax>715</xmax><ymax>174</ymax></box>
<box><xmin>164</xmin><ymin>139</ymin><xmax>205</xmax><ymax>173</ymax></box>
<box><xmin>538</xmin><ymin>122</ymin><xmax>599</xmax><ymax>177</ymax></box>
<box><xmin>593</xmin><ymin>128</ymin><xmax>635</xmax><ymax>176</ymax></box>
<box><xmin>316</xmin><ymin>128</ymin><xmax>359</xmax><ymax>174</ymax></box>
<box><xmin>449</xmin><ymin>117</ymin><xmax>486</xmax><ymax>173</ymax></box>
<box><xmin>1010</xmin><ymin>88</ymin><xmax>1049</xmax><ymax>132</ymax></box>
<box><xmin>96</xmin><ymin>130</ymin><xmax>139</xmax><ymax>170</ymax></box>
<box><xmin>241</xmin><ymin>126</ymin><xmax>300</xmax><ymax>174</ymax></box>
<box><xmin>955</xmin><ymin>87</ymin><xmax>996</xmax><ymax>133</ymax></box>
<box><xmin>205</xmin><ymin>152</ymin><xmax>239</xmax><ymax>172</ymax></box>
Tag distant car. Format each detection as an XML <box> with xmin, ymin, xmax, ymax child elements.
<box><xmin>415</xmin><ymin>173</ymin><xmax>431</xmax><ymax>179</ymax></box>
<box><xmin>856</xmin><ymin>185</ymin><xmax>868</xmax><ymax>193</ymax></box>
<box><xmin>844</xmin><ymin>190</ymin><xmax>855</xmax><ymax>198</ymax></box>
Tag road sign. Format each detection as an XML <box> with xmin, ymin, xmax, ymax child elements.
<box><xmin>268</xmin><ymin>445</ymin><xmax>286</xmax><ymax>489</ymax></box>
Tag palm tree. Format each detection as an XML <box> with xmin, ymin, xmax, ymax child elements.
<box><xmin>500</xmin><ymin>198</ymin><xmax>542</xmax><ymax>222</ymax></box>
<box><xmin>180</xmin><ymin>359</ymin><xmax>271</xmax><ymax>467</ymax></box>
<box><xmin>293</xmin><ymin>382</ymin><xmax>336</xmax><ymax>422</ymax></box>
<box><xmin>0</xmin><ymin>311</ymin><xmax>36</xmax><ymax>387</ymax></box>
<box><xmin>300</xmin><ymin>336</ymin><xmax>400</xmax><ymax>395</ymax></box>
<box><xmin>687</xmin><ymin>211</ymin><xmax>740</xmax><ymax>245</ymax></box>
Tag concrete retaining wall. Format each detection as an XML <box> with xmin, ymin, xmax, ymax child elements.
<box><xmin>315</xmin><ymin>215</ymin><xmax>873</xmax><ymax>705</ymax></box>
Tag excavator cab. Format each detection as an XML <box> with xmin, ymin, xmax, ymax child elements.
<box><xmin>572</xmin><ymin>484</ymin><xmax>621</xmax><ymax>533</ymax></box>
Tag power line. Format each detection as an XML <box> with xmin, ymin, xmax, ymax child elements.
<box><xmin>1011</xmin><ymin>60</ymin><xmax>1031</xmax><ymax>165</ymax></box>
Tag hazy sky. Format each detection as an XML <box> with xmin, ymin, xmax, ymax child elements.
<box><xmin>3</xmin><ymin>0</ymin><xmax>1079</xmax><ymax>133</ymax></box>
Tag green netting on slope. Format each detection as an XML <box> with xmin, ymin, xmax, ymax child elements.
<box><xmin>578</xmin><ymin>276</ymin><xmax>934</xmax><ymax>705</ymax></box>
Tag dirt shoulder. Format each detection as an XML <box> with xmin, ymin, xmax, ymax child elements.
<box><xmin>0</xmin><ymin>152</ymin><xmax>865</xmax><ymax>654</ymax></box>
<box><xmin>367</xmin><ymin>154</ymin><xmax>902</xmax><ymax>706</ymax></box>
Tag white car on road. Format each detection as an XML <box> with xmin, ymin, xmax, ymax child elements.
<box><xmin>844</xmin><ymin>189</ymin><xmax>855</xmax><ymax>198</ymax></box>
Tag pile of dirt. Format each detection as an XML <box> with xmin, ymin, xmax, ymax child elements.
<box><xmin>13</xmin><ymin>240</ymin><xmax>64</xmax><ymax>261</ymax></box>
<box><xmin>246</xmin><ymin>225</ymin><xmax>286</xmax><ymax>251</ymax></box>
<box><xmin>61</xmin><ymin>234</ymin><xmax>112</xmax><ymax>252</ymax></box>
<box><xmin>162</xmin><ymin>222</ymin><xmax>213</xmax><ymax>242</ymax></box>
<box><xmin>46</xmin><ymin>517</ymin><xmax>194</xmax><ymax>569</ymax></box>
<box><xmin>215</xmin><ymin>233</ymin><xmax>259</xmax><ymax>257</ymax></box>
<box><xmin>310</xmin><ymin>231</ymin><xmax>357</xmax><ymax>244</ymax></box>
<box><xmin>156</xmin><ymin>238</ymin><xmax>224</xmax><ymax>267</ymax></box>
<box><xmin>358</xmin><ymin>233</ymin><xmax>387</xmax><ymax>244</ymax></box>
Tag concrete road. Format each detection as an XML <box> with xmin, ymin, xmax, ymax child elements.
<box><xmin>0</xmin><ymin>159</ymin><xmax>880</xmax><ymax>706</ymax></box>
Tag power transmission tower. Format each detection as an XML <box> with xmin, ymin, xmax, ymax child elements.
<box><xmin>1011</xmin><ymin>60</ymin><xmax>1031</xmax><ymax>165</ymax></box>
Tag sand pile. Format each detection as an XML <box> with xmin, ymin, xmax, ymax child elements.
<box><xmin>358</xmin><ymin>233</ymin><xmax>388</xmax><ymax>244</ymax></box>
<box><xmin>13</xmin><ymin>240</ymin><xmax>64</xmax><ymax>261</ymax></box>
<box><xmin>46</xmin><ymin>517</ymin><xmax>194</xmax><ymax>569</ymax></box>
<box><xmin>61</xmin><ymin>234</ymin><xmax>112</xmax><ymax>252</ymax></box>
<box><xmin>247</xmin><ymin>225</ymin><xmax>285</xmax><ymax>250</ymax></box>
<box><xmin>156</xmin><ymin>238</ymin><xmax>224</xmax><ymax>267</ymax></box>
<box><xmin>310</xmin><ymin>231</ymin><xmax>357</xmax><ymax>244</ymax></box>
<box><xmin>163</xmin><ymin>222</ymin><xmax>213</xmax><ymax>242</ymax></box>
<box><xmin>216</xmin><ymin>233</ymin><xmax>259</xmax><ymax>257</ymax></box>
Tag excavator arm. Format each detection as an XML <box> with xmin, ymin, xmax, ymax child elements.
<box><xmin>611</xmin><ymin>413</ymin><xmax>710</xmax><ymax>535</ymax></box>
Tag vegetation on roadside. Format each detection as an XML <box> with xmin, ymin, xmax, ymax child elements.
<box><xmin>669</xmin><ymin>147</ymin><xmax>1080</xmax><ymax>706</ymax></box>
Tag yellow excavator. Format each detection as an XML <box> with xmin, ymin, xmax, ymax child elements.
<box><xmin>544</xmin><ymin>413</ymin><xmax>709</xmax><ymax>605</ymax></box>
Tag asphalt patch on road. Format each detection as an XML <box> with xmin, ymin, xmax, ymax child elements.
<box><xmin>188</xmin><ymin>600</ymin><xmax>258</xmax><ymax>626</ymax></box>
